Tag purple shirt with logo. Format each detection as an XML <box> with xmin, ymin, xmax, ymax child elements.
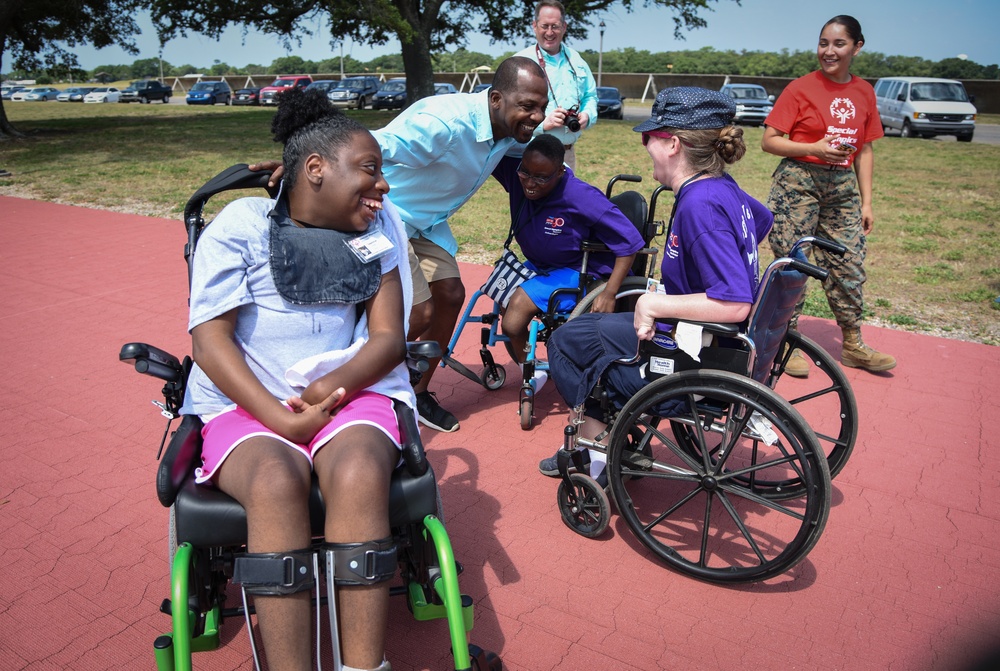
<box><xmin>660</xmin><ymin>174</ymin><xmax>773</xmax><ymax>304</ymax></box>
<box><xmin>493</xmin><ymin>156</ymin><xmax>644</xmax><ymax>277</ymax></box>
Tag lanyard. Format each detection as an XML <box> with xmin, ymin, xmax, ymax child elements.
<box><xmin>535</xmin><ymin>45</ymin><xmax>578</xmax><ymax>108</ymax></box>
<box><xmin>666</xmin><ymin>171</ymin><xmax>708</xmax><ymax>240</ymax></box>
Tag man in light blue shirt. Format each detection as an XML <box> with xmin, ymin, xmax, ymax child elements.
<box><xmin>372</xmin><ymin>56</ymin><xmax>548</xmax><ymax>432</ymax></box>
<box><xmin>515</xmin><ymin>0</ymin><xmax>599</xmax><ymax>171</ymax></box>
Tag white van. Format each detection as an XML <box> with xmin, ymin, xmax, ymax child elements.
<box><xmin>874</xmin><ymin>77</ymin><xmax>976</xmax><ymax>142</ymax></box>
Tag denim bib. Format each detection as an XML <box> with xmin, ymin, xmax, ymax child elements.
<box><xmin>268</xmin><ymin>195</ymin><xmax>381</xmax><ymax>305</ymax></box>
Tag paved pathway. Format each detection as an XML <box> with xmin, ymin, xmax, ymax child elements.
<box><xmin>1</xmin><ymin>196</ymin><xmax>998</xmax><ymax>670</ymax></box>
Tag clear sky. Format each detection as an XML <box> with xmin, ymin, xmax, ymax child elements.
<box><xmin>65</xmin><ymin>0</ymin><xmax>999</xmax><ymax>71</ymax></box>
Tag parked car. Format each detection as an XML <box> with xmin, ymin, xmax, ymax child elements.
<box><xmin>471</xmin><ymin>83</ymin><xmax>492</xmax><ymax>93</ymax></box>
<box><xmin>719</xmin><ymin>83</ymin><xmax>773</xmax><ymax>126</ymax></box>
<box><xmin>328</xmin><ymin>76</ymin><xmax>381</xmax><ymax>109</ymax></box>
<box><xmin>305</xmin><ymin>80</ymin><xmax>338</xmax><ymax>96</ymax></box>
<box><xmin>186</xmin><ymin>81</ymin><xmax>232</xmax><ymax>105</ymax></box>
<box><xmin>83</xmin><ymin>87</ymin><xmax>121</xmax><ymax>103</ymax></box>
<box><xmin>434</xmin><ymin>83</ymin><xmax>458</xmax><ymax>95</ymax></box>
<box><xmin>596</xmin><ymin>86</ymin><xmax>625</xmax><ymax>120</ymax></box>
<box><xmin>57</xmin><ymin>87</ymin><xmax>95</xmax><ymax>102</ymax></box>
<box><xmin>21</xmin><ymin>87</ymin><xmax>61</xmax><ymax>101</ymax></box>
<box><xmin>1</xmin><ymin>86</ymin><xmax>26</xmax><ymax>100</ymax></box>
<box><xmin>372</xmin><ymin>79</ymin><xmax>406</xmax><ymax>110</ymax></box>
<box><xmin>119</xmin><ymin>80</ymin><xmax>172</xmax><ymax>104</ymax></box>
<box><xmin>10</xmin><ymin>87</ymin><xmax>36</xmax><ymax>101</ymax></box>
<box><xmin>259</xmin><ymin>75</ymin><xmax>313</xmax><ymax>106</ymax></box>
<box><xmin>232</xmin><ymin>87</ymin><xmax>262</xmax><ymax>106</ymax></box>
<box><xmin>874</xmin><ymin>76</ymin><xmax>976</xmax><ymax>142</ymax></box>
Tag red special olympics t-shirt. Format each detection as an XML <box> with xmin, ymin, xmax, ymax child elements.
<box><xmin>766</xmin><ymin>70</ymin><xmax>884</xmax><ymax>168</ymax></box>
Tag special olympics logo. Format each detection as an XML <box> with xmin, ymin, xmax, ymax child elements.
<box><xmin>830</xmin><ymin>97</ymin><xmax>856</xmax><ymax>124</ymax></box>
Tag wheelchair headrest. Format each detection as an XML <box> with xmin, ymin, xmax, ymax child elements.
<box><xmin>182</xmin><ymin>164</ymin><xmax>279</xmax><ymax>225</ymax></box>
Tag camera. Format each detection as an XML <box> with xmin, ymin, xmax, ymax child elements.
<box><xmin>565</xmin><ymin>105</ymin><xmax>581</xmax><ymax>133</ymax></box>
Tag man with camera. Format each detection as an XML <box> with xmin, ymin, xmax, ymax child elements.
<box><xmin>516</xmin><ymin>0</ymin><xmax>598</xmax><ymax>171</ymax></box>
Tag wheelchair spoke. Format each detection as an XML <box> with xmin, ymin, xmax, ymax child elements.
<box><xmin>641</xmin><ymin>484</ymin><xmax>705</xmax><ymax>533</ymax></box>
<box><xmin>714</xmin><ymin>490</ymin><xmax>768</xmax><ymax>564</ymax></box>
<box><xmin>698</xmin><ymin>487</ymin><xmax>715</xmax><ymax>566</ymax></box>
<box><xmin>716</xmin><ymin>481</ymin><xmax>807</xmax><ymax>520</ymax></box>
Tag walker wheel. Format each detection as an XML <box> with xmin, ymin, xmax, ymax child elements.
<box><xmin>519</xmin><ymin>392</ymin><xmax>533</xmax><ymax>431</ymax></box>
<box><xmin>557</xmin><ymin>473</ymin><xmax>610</xmax><ymax>538</ymax></box>
<box><xmin>479</xmin><ymin>365</ymin><xmax>506</xmax><ymax>390</ymax></box>
<box><xmin>468</xmin><ymin>644</ymin><xmax>503</xmax><ymax>670</ymax></box>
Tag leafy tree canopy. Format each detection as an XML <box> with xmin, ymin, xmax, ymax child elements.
<box><xmin>1</xmin><ymin>0</ymin><xmax>144</xmax><ymax>137</ymax></box>
<box><xmin>145</xmin><ymin>0</ymin><xmax>738</xmax><ymax>103</ymax></box>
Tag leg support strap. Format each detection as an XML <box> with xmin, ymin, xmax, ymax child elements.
<box><xmin>233</xmin><ymin>548</ymin><xmax>316</xmax><ymax>596</ymax></box>
<box><xmin>323</xmin><ymin>537</ymin><xmax>397</xmax><ymax>586</ymax></box>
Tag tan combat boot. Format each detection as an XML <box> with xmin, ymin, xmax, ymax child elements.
<box><xmin>784</xmin><ymin>347</ymin><xmax>810</xmax><ymax>378</ymax></box>
<box><xmin>841</xmin><ymin>327</ymin><xmax>896</xmax><ymax>371</ymax></box>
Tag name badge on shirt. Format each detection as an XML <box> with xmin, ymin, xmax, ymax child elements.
<box><xmin>646</xmin><ymin>277</ymin><xmax>667</xmax><ymax>294</ymax></box>
<box><xmin>347</xmin><ymin>228</ymin><xmax>394</xmax><ymax>263</ymax></box>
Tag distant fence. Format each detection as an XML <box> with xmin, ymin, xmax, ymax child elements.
<box><xmin>167</xmin><ymin>72</ymin><xmax>1000</xmax><ymax>114</ymax></box>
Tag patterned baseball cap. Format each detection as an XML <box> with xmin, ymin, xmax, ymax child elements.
<box><xmin>633</xmin><ymin>86</ymin><xmax>737</xmax><ymax>132</ymax></box>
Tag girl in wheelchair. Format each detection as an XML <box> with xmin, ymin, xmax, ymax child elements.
<box><xmin>180</xmin><ymin>88</ymin><xmax>412</xmax><ymax>671</ymax></box>
<box><xmin>490</xmin><ymin>133</ymin><xmax>645</xmax><ymax>381</ymax></box>
<box><xmin>542</xmin><ymin>87</ymin><xmax>774</xmax><ymax>485</ymax></box>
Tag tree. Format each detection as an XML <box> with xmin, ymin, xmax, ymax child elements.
<box><xmin>0</xmin><ymin>0</ymin><xmax>143</xmax><ymax>138</ymax></box>
<box><xmin>147</xmin><ymin>0</ymin><xmax>738</xmax><ymax>107</ymax></box>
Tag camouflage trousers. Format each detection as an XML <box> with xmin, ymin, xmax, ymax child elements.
<box><xmin>767</xmin><ymin>158</ymin><xmax>867</xmax><ymax>329</ymax></box>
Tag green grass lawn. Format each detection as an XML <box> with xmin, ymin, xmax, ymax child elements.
<box><xmin>2</xmin><ymin>102</ymin><xmax>998</xmax><ymax>344</ymax></box>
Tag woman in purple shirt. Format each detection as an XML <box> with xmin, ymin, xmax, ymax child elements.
<box><xmin>541</xmin><ymin>87</ymin><xmax>773</xmax><ymax>483</ymax></box>
<box><xmin>492</xmin><ymin>133</ymin><xmax>644</xmax><ymax>368</ymax></box>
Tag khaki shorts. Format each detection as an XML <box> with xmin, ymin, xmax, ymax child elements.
<box><xmin>408</xmin><ymin>235</ymin><xmax>461</xmax><ymax>305</ymax></box>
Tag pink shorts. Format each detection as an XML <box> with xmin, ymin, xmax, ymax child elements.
<box><xmin>196</xmin><ymin>391</ymin><xmax>402</xmax><ymax>484</ymax></box>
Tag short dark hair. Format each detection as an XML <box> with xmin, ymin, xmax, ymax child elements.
<box><xmin>492</xmin><ymin>56</ymin><xmax>544</xmax><ymax>94</ymax></box>
<box><xmin>823</xmin><ymin>15</ymin><xmax>864</xmax><ymax>44</ymax></box>
<box><xmin>534</xmin><ymin>0</ymin><xmax>565</xmax><ymax>21</ymax></box>
<box><xmin>271</xmin><ymin>88</ymin><xmax>368</xmax><ymax>190</ymax></box>
<box><xmin>524</xmin><ymin>134</ymin><xmax>565</xmax><ymax>165</ymax></box>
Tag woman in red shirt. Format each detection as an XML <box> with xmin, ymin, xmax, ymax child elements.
<box><xmin>762</xmin><ymin>15</ymin><xmax>895</xmax><ymax>375</ymax></box>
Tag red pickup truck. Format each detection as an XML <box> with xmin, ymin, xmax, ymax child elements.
<box><xmin>259</xmin><ymin>75</ymin><xmax>313</xmax><ymax>106</ymax></box>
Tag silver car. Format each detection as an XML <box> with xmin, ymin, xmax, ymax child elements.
<box><xmin>57</xmin><ymin>87</ymin><xmax>95</xmax><ymax>102</ymax></box>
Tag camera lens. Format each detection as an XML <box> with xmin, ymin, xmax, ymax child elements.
<box><xmin>566</xmin><ymin>117</ymin><xmax>581</xmax><ymax>132</ymax></box>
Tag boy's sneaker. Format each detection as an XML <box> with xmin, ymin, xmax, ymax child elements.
<box><xmin>415</xmin><ymin>391</ymin><xmax>459</xmax><ymax>433</ymax></box>
<box><xmin>539</xmin><ymin>451</ymin><xmax>607</xmax><ymax>489</ymax></box>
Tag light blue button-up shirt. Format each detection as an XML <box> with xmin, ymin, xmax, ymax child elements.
<box><xmin>516</xmin><ymin>43</ymin><xmax>598</xmax><ymax>146</ymax></box>
<box><xmin>372</xmin><ymin>90</ymin><xmax>515</xmax><ymax>257</ymax></box>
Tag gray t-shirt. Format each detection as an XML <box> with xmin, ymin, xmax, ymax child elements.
<box><xmin>180</xmin><ymin>196</ymin><xmax>413</xmax><ymax>417</ymax></box>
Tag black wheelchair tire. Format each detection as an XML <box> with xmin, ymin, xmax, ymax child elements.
<box><xmin>557</xmin><ymin>473</ymin><xmax>611</xmax><ymax>538</ymax></box>
<box><xmin>770</xmin><ymin>330</ymin><xmax>858</xmax><ymax>482</ymax></box>
<box><xmin>606</xmin><ymin>370</ymin><xmax>830</xmax><ymax>583</ymax></box>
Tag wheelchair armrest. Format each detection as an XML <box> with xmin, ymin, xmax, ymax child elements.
<box><xmin>156</xmin><ymin>414</ymin><xmax>204</xmax><ymax>507</ymax></box>
<box><xmin>394</xmin><ymin>401</ymin><xmax>428</xmax><ymax>477</ymax></box>
<box><xmin>654</xmin><ymin>318</ymin><xmax>742</xmax><ymax>338</ymax></box>
<box><xmin>120</xmin><ymin>342</ymin><xmax>183</xmax><ymax>382</ymax></box>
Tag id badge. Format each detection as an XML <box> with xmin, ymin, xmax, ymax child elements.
<box><xmin>646</xmin><ymin>277</ymin><xmax>666</xmax><ymax>294</ymax></box>
<box><xmin>346</xmin><ymin>227</ymin><xmax>394</xmax><ymax>263</ymax></box>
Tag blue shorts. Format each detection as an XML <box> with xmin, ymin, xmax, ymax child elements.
<box><xmin>521</xmin><ymin>264</ymin><xmax>584</xmax><ymax>313</ymax></box>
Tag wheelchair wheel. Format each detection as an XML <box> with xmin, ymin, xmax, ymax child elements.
<box><xmin>520</xmin><ymin>395</ymin><xmax>533</xmax><ymax>431</ymax></box>
<box><xmin>479</xmin><ymin>364</ymin><xmax>506</xmax><ymax>390</ymax></box>
<box><xmin>606</xmin><ymin>370</ymin><xmax>830</xmax><ymax>583</ymax></box>
<box><xmin>568</xmin><ymin>276</ymin><xmax>648</xmax><ymax>318</ymax></box>
<box><xmin>557</xmin><ymin>473</ymin><xmax>611</xmax><ymax>538</ymax></box>
<box><xmin>770</xmin><ymin>330</ymin><xmax>858</xmax><ymax>483</ymax></box>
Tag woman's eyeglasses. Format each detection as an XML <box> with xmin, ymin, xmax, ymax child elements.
<box><xmin>516</xmin><ymin>163</ymin><xmax>561</xmax><ymax>185</ymax></box>
<box><xmin>641</xmin><ymin>130</ymin><xmax>689</xmax><ymax>147</ymax></box>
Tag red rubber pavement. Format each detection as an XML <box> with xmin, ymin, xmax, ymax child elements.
<box><xmin>1</xmin><ymin>196</ymin><xmax>998</xmax><ymax>671</ymax></box>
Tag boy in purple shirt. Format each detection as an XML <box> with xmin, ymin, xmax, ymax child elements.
<box><xmin>491</xmin><ymin>134</ymin><xmax>644</xmax><ymax>372</ymax></box>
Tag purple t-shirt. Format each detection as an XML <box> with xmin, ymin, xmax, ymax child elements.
<box><xmin>661</xmin><ymin>174</ymin><xmax>774</xmax><ymax>303</ymax></box>
<box><xmin>493</xmin><ymin>157</ymin><xmax>644</xmax><ymax>277</ymax></box>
